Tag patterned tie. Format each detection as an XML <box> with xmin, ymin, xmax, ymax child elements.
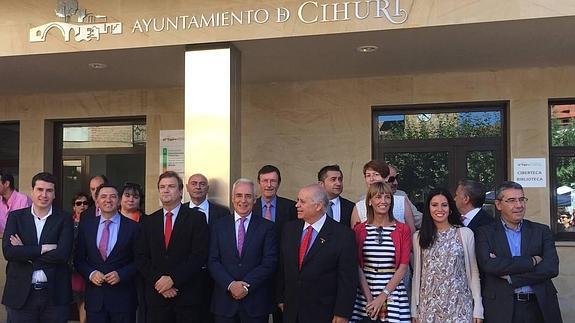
<box><xmin>264</xmin><ymin>202</ymin><xmax>272</xmax><ymax>221</ymax></box>
<box><xmin>327</xmin><ymin>201</ymin><xmax>334</xmax><ymax>218</ymax></box>
<box><xmin>98</xmin><ymin>220</ymin><xmax>111</xmax><ymax>261</ymax></box>
<box><xmin>164</xmin><ymin>211</ymin><xmax>173</xmax><ymax>248</ymax></box>
<box><xmin>299</xmin><ymin>226</ymin><xmax>314</xmax><ymax>270</ymax></box>
<box><xmin>237</xmin><ymin>217</ymin><xmax>247</xmax><ymax>256</ymax></box>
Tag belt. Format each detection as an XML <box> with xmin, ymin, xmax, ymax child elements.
<box><xmin>31</xmin><ymin>282</ymin><xmax>48</xmax><ymax>291</ymax></box>
<box><xmin>363</xmin><ymin>266</ymin><xmax>395</xmax><ymax>273</ymax></box>
<box><xmin>514</xmin><ymin>292</ymin><xmax>536</xmax><ymax>302</ymax></box>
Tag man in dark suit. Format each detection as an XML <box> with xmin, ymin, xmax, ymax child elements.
<box><xmin>317</xmin><ymin>164</ymin><xmax>355</xmax><ymax>226</ymax></box>
<box><xmin>2</xmin><ymin>172</ymin><xmax>74</xmax><ymax>322</ymax></box>
<box><xmin>135</xmin><ymin>171</ymin><xmax>209</xmax><ymax>323</ymax></box>
<box><xmin>278</xmin><ymin>184</ymin><xmax>358</xmax><ymax>323</ymax></box>
<box><xmin>184</xmin><ymin>173</ymin><xmax>230</xmax><ymax>323</ymax></box>
<box><xmin>252</xmin><ymin>165</ymin><xmax>296</xmax><ymax>323</ymax></box>
<box><xmin>475</xmin><ymin>181</ymin><xmax>562</xmax><ymax>323</ymax></box>
<box><xmin>208</xmin><ymin>178</ymin><xmax>278</xmax><ymax>323</ymax></box>
<box><xmin>454</xmin><ymin>179</ymin><xmax>494</xmax><ymax>233</ymax></box>
<box><xmin>75</xmin><ymin>184</ymin><xmax>139</xmax><ymax>322</ymax></box>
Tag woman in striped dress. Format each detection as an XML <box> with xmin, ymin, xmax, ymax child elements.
<box><xmin>352</xmin><ymin>182</ymin><xmax>412</xmax><ymax>322</ymax></box>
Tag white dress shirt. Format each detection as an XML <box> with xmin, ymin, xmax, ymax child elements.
<box><xmin>31</xmin><ymin>206</ymin><xmax>52</xmax><ymax>283</ymax></box>
<box><xmin>189</xmin><ymin>199</ymin><xmax>210</xmax><ymax>224</ymax></box>
<box><xmin>329</xmin><ymin>197</ymin><xmax>341</xmax><ymax>222</ymax></box>
<box><xmin>462</xmin><ymin>207</ymin><xmax>481</xmax><ymax>227</ymax></box>
<box><xmin>163</xmin><ymin>204</ymin><xmax>182</xmax><ymax>230</ymax></box>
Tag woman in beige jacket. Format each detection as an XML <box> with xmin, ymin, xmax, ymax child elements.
<box><xmin>411</xmin><ymin>187</ymin><xmax>483</xmax><ymax>323</ymax></box>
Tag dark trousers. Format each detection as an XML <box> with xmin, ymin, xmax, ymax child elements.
<box><xmin>147</xmin><ymin>305</ymin><xmax>201</xmax><ymax>323</ymax></box>
<box><xmin>512</xmin><ymin>296</ymin><xmax>544</xmax><ymax>323</ymax></box>
<box><xmin>271</xmin><ymin>308</ymin><xmax>282</xmax><ymax>323</ymax></box>
<box><xmin>86</xmin><ymin>310</ymin><xmax>135</xmax><ymax>323</ymax></box>
<box><xmin>8</xmin><ymin>289</ymin><xmax>68</xmax><ymax>323</ymax></box>
<box><xmin>214</xmin><ymin>309</ymin><xmax>268</xmax><ymax>323</ymax></box>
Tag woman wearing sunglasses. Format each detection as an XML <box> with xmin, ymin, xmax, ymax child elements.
<box><xmin>351</xmin><ymin>182</ymin><xmax>412</xmax><ymax>322</ymax></box>
<box><xmin>71</xmin><ymin>192</ymin><xmax>90</xmax><ymax>323</ymax></box>
<box><xmin>411</xmin><ymin>188</ymin><xmax>483</xmax><ymax>323</ymax></box>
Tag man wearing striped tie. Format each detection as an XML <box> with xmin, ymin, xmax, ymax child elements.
<box><xmin>208</xmin><ymin>178</ymin><xmax>278</xmax><ymax>323</ymax></box>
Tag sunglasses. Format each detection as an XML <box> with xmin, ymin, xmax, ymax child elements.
<box><xmin>75</xmin><ymin>201</ymin><xmax>89</xmax><ymax>206</ymax></box>
<box><xmin>386</xmin><ymin>175</ymin><xmax>398</xmax><ymax>183</ymax></box>
<box><xmin>376</xmin><ymin>226</ymin><xmax>384</xmax><ymax>244</ymax></box>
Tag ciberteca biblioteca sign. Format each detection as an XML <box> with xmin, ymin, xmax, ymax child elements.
<box><xmin>30</xmin><ymin>0</ymin><xmax>410</xmax><ymax>43</ymax></box>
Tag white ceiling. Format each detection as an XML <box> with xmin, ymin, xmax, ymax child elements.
<box><xmin>1</xmin><ymin>16</ymin><xmax>575</xmax><ymax>95</ymax></box>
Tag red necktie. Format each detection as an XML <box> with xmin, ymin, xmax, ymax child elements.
<box><xmin>299</xmin><ymin>226</ymin><xmax>314</xmax><ymax>270</ymax></box>
<box><xmin>98</xmin><ymin>220</ymin><xmax>111</xmax><ymax>261</ymax></box>
<box><xmin>164</xmin><ymin>211</ymin><xmax>173</xmax><ymax>248</ymax></box>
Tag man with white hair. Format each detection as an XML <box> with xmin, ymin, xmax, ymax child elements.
<box><xmin>278</xmin><ymin>184</ymin><xmax>357</xmax><ymax>323</ymax></box>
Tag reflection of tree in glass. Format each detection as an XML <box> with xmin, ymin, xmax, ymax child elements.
<box><xmin>381</xmin><ymin>112</ymin><xmax>501</xmax><ymax>140</ymax></box>
<box><xmin>466</xmin><ymin>151</ymin><xmax>496</xmax><ymax>191</ymax></box>
<box><xmin>385</xmin><ymin>152</ymin><xmax>448</xmax><ymax>209</ymax></box>
<box><xmin>551</xmin><ymin>118</ymin><xmax>575</xmax><ymax>147</ymax></box>
<box><xmin>556</xmin><ymin>157</ymin><xmax>575</xmax><ymax>190</ymax></box>
<box><xmin>55</xmin><ymin>0</ymin><xmax>79</xmax><ymax>22</ymax></box>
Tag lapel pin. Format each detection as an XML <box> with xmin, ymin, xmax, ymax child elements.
<box><xmin>320</xmin><ymin>238</ymin><xmax>326</xmax><ymax>244</ymax></box>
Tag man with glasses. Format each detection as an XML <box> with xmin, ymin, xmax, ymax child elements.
<box><xmin>475</xmin><ymin>181</ymin><xmax>562</xmax><ymax>323</ymax></box>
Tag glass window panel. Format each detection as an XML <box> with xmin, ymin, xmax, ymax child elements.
<box><xmin>466</xmin><ymin>150</ymin><xmax>497</xmax><ymax>191</ymax></box>
<box><xmin>384</xmin><ymin>152</ymin><xmax>449</xmax><ymax>211</ymax></box>
<box><xmin>63</xmin><ymin>124</ymin><xmax>146</xmax><ymax>149</ymax></box>
<box><xmin>550</xmin><ymin>103</ymin><xmax>575</xmax><ymax>147</ymax></box>
<box><xmin>378</xmin><ymin>110</ymin><xmax>501</xmax><ymax>140</ymax></box>
<box><xmin>554</xmin><ymin>156</ymin><xmax>575</xmax><ymax>233</ymax></box>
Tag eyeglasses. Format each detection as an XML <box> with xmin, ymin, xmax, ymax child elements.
<box><xmin>376</xmin><ymin>226</ymin><xmax>384</xmax><ymax>244</ymax></box>
<box><xmin>498</xmin><ymin>197</ymin><xmax>528</xmax><ymax>204</ymax></box>
<box><xmin>386</xmin><ymin>175</ymin><xmax>398</xmax><ymax>183</ymax></box>
<box><xmin>75</xmin><ymin>201</ymin><xmax>89</xmax><ymax>206</ymax></box>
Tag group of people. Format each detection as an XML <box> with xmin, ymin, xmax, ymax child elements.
<box><xmin>0</xmin><ymin>161</ymin><xmax>563</xmax><ymax>323</ymax></box>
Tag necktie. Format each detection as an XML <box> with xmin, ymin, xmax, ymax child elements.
<box><xmin>193</xmin><ymin>206</ymin><xmax>207</xmax><ymax>224</ymax></box>
<box><xmin>299</xmin><ymin>226</ymin><xmax>314</xmax><ymax>270</ymax></box>
<box><xmin>264</xmin><ymin>202</ymin><xmax>272</xmax><ymax>220</ymax></box>
<box><xmin>327</xmin><ymin>201</ymin><xmax>334</xmax><ymax>218</ymax></box>
<box><xmin>237</xmin><ymin>217</ymin><xmax>247</xmax><ymax>256</ymax></box>
<box><xmin>164</xmin><ymin>211</ymin><xmax>173</xmax><ymax>248</ymax></box>
<box><xmin>98</xmin><ymin>220</ymin><xmax>111</xmax><ymax>261</ymax></box>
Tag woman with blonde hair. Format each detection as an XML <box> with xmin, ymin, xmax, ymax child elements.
<box><xmin>351</xmin><ymin>182</ymin><xmax>412</xmax><ymax>322</ymax></box>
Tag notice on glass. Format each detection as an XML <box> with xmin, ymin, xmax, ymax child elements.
<box><xmin>159</xmin><ymin>130</ymin><xmax>185</xmax><ymax>179</ymax></box>
<box><xmin>513</xmin><ymin>158</ymin><xmax>546</xmax><ymax>188</ymax></box>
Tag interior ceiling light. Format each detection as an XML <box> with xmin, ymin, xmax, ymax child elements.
<box><xmin>356</xmin><ymin>45</ymin><xmax>378</xmax><ymax>53</ymax></box>
<box><xmin>88</xmin><ymin>62</ymin><xmax>108</xmax><ymax>69</ymax></box>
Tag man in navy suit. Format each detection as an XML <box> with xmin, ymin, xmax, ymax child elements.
<box><xmin>208</xmin><ymin>178</ymin><xmax>278</xmax><ymax>323</ymax></box>
<box><xmin>317</xmin><ymin>165</ymin><xmax>355</xmax><ymax>226</ymax></box>
<box><xmin>454</xmin><ymin>179</ymin><xmax>494</xmax><ymax>233</ymax></box>
<box><xmin>75</xmin><ymin>184</ymin><xmax>139</xmax><ymax>322</ymax></box>
<box><xmin>184</xmin><ymin>173</ymin><xmax>231</xmax><ymax>323</ymax></box>
<box><xmin>2</xmin><ymin>172</ymin><xmax>74</xmax><ymax>323</ymax></box>
<box><xmin>278</xmin><ymin>184</ymin><xmax>357</xmax><ymax>323</ymax></box>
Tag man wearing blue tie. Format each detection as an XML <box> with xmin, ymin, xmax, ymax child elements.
<box><xmin>74</xmin><ymin>184</ymin><xmax>139</xmax><ymax>322</ymax></box>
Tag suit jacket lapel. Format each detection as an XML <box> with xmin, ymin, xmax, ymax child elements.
<box><xmin>495</xmin><ymin>221</ymin><xmax>513</xmax><ymax>258</ymax></box>
<box><xmin>167</xmin><ymin>206</ymin><xmax>187</xmax><ymax>251</ymax></box>
<box><xmin>107</xmin><ymin>216</ymin><xmax>126</xmax><ymax>260</ymax></box>
<box><xmin>302</xmin><ymin>217</ymin><xmax>333</xmax><ymax>268</ymax></box>
<box><xmin>241</xmin><ymin>215</ymin><xmax>260</xmax><ymax>258</ymax></box>
<box><xmin>520</xmin><ymin>220</ymin><xmax>532</xmax><ymax>256</ymax></box>
<box><xmin>38</xmin><ymin>211</ymin><xmax>58</xmax><ymax>244</ymax></box>
<box><xmin>23</xmin><ymin>210</ymin><xmax>39</xmax><ymax>245</ymax></box>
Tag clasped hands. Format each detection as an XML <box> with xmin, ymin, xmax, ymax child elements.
<box><xmin>365</xmin><ymin>293</ymin><xmax>387</xmax><ymax>320</ymax></box>
<box><xmin>90</xmin><ymin>270</ymin><xmax>121</xmax><ymax>286</ymax></box>
<box><xmin>228</xmin><ymin>281</ymin><xmax>250</xmax><ymax>300</ymax></box>
<box><xmin>155</xmin><ymin>275</ymin><xmax>178</xmax><ymax>299</ymax></box>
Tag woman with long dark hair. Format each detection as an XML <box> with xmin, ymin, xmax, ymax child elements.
<box><xmin>351</xmin><ymin>182</ymin><xmax>412</xmax><ymax>322</ymax></box>
<box><xmin>411</xmin><ymin>188</ymin><xmax>483</xmax><ymax>323</ymax></box>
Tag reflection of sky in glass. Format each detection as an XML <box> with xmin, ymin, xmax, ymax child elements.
<box><xmin>379</xmin><ymin>115</ymin><xmax>404</xmax><ymax>122</ymax></box>
<box><xmin>459</xmin><ymin>111</ymin><xmax>500</xmax><ymax>125</ymax></box>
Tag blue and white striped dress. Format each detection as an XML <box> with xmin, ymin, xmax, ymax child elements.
<box><xmin>351</xmin><ymin>224</ymin><xmax>411</xmax><ymax>323</ymax></box>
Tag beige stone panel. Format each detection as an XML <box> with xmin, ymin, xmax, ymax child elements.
<box><xmin>5</xmin><ymin>0</ymin><xmax>575</xmax><ymax>56</ymax></box>
<box><xmin>556</xmin><ymin>245</ymin><xmax>575</xmax><ymax>321</ymax></box>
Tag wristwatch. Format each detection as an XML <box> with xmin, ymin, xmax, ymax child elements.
<box><xmin>382</xmin><ymin>287</ymin><xmax>391</xmax><ymax>296</ymax></box>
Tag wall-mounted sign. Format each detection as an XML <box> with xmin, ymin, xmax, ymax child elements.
<box><xmin>513</xmin><ymin>158</ymin><xmax>546</xmax><ymax>188</ymax></box>
<box><xmin>30</xmin><ymin>0</ymin><xmax>410</xmax><ymax>43</ymax></box>
<box><xmin>160</xmin><ymin>130</ymin><xmax>185</xmax><ymax>180</ymax></box>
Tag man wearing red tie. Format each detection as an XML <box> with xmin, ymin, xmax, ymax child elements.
<box><xmin>278</xmin><ymin>184</ymin><xmax>358</xmax><ymax>323</ymax></box>
<box><xmin>135</xmin><ymin>171</ymin><xmax>209</xmax><ymax>323</ymax></box>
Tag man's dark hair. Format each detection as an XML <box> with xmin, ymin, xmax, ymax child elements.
<box><xmin>89</xmin><ymin>174</ymin><xmax>109</xmax><ymax>184</ymax></box>
<box><xmin>31</xmin><ymin>172</ymin><xmax>57</xmax><ymax>188</ymax></box>
<box><xmin>496</xmin><ymin>181</ymin><xmax>523</xmax><ymax>200</ymax></box>
<box><xmin>0</xmin><ymin>170</ymin><xmax>15</xmax><ymax>190</ymax></box>
<box><xmin>318</xmin><ymin>165</ymin><xmax>343</xmax><ymax>182</ymax></box>
<box><xmin>458</xmin><ymin>179</ymin><xmax>486</xmax><ymax>208</ymax></box>
<box><xmin>362</xmin><ymin>160</ymin><xmax>390</xmax><ymax>178</ymax></box>
<box><xmin>257</xmin><ymin>165</ymin><xmax>282</xmax><ymax>183</ymax></box>
<box><xmin>95</xmin><ymin>184</ymin><xmax>119</xmax><ymax>199</ymax></box>
<box><xmin>158</xmin><ymin>171</ymin><xmax>184</xmax><ymax>191</ymax></box>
